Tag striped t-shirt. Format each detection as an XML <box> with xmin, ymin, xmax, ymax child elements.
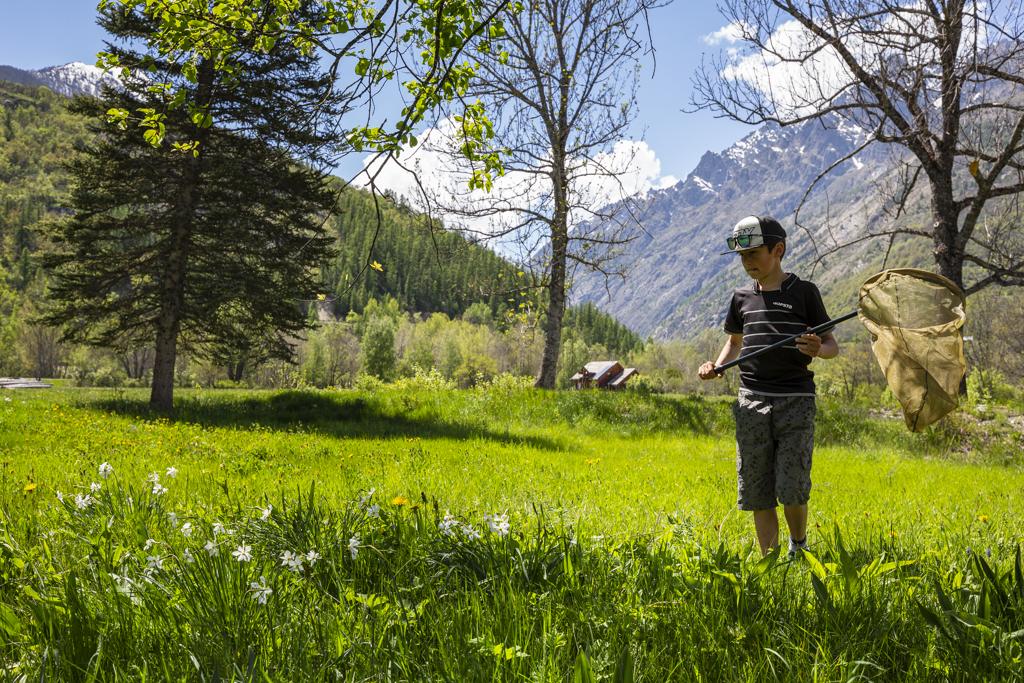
<box><xmin>723</xmin><ymin>273</ymin><xmax>832</xmax><ymax>396</ymax></box>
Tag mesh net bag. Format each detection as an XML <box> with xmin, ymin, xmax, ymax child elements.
<box><xmin>857</xmin><ymin>269</ymin><xmax>967</xmax><ymax>432</ymax></box>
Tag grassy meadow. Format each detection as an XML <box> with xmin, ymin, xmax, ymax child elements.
<box><xmin>1</xmin><ymin>382</ymin><xmax>1023</xmax><ymax>680</ymax></box>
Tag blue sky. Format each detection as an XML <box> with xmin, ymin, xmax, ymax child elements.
<box><xmin>0</xmin><ymin>1</ymin><xmax>750</xmax><ymax>182</ymax></box>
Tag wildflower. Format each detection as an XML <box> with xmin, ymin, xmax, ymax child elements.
<box><xmin>261</xmin><ymin>504</ymin><xmax>272</xmax><ymax>521</ymax></box>
<box><xmin>366</xmin><ymin>504</ymin><xmax>381</xmax><ymax>518</ymax></box>
<box><xmin>249</xmin><ymin>576</ymin><xmax>272</xmax><ymax>605</ymax></box>
<box><xmin>978</xmin><ymin>514</ymin><xmax>990</xmax><ymax>523</ymax></box>
<box><xmin>180</xmin><ymin>522</ymin><xmax>193</xmax><ymax>538</ymax></box>
<box><xmin>391</xmin><ymin>496</ymin><xmax>410</xmax><ymax>506</ymax></box>
<box><xmin>23</xmin><ymin>482</ymin><xmax>37</xmax><ymax>494</ymax></box>
<box><xmin>2</xmin><ymin>396</ymin><xmax>10</xmax><ymax>402</ymax></box>
<box><xmin>152</xmin><ymin>483</ymin><xmax>168</xmax><ymax>496</ymax></box>
<box><xmin>144</xmin><ymin>538</ymin><xmax>157</xmax><ymax>551</ymax></box>
<box><xmin>485</xmin><ymin>513</ymin><xmax>511</xmax><ymax>537</ymax></box>
<box><xmin>56</xmin><ymin>490</ymin><xmax>64</xmax><ymax>503</ymax></box>
<box><xmin>305</xmin><ymin>549</ymin><xmax>321</xmax><ymax>566</ymax></box>
<box><xmin>462</xmin><ymin>524</ymin><xmax>482</xmax><ymax>541</ymax></box>
<box><xmin>280</xmin><ymin>550</ymin><xmax>304</xmax><ymax>573</ymax></box>
<box><xmin>348</xmin><ymin>534</ymin><xmax>361</xmax><ymax>559</ymax></box>
<box><xmin>439</xmin><ymin>511</ymin><xmax>459</xmax><ymax>537</ymax></box>
<box><xmin>359</xmin><ymin>488</ymin><xmax>376</xmax><ymax>506</ymax></box>
<box><xmin>146</xmin><ymin>555</ymin><xmax>164</xmax><ymax>570</ymax></box>
<box><xmin>213</xmin><ymin>522</ymin><xmax>226</xmax><ymax>536</ymax></box>
<box><xmin>74</xmin><ymin>493</ymin><xmax>94</xmax><ymax>510</ymax></box>
<box><xmin>204</xmin><ymin>540</ymin><xmax>219</xmax><ymax>557</ymax></box>
<box><xmin>90</xmin><ymin>481</ymin><xmax>102</xmax><ymax>493</ymax></box>
<box><xmin>165</xmin><ymin>466</ymin><xmax>178</xmax><ymax>479</ymax></box>
<box><xmin>99</xmin><ymin>462</ymin><xmax>113</xmax><ymax>479</ymax></box>
<box><xmin>168</xmin><ymin>511</ymin><xmax>178</xmax><ymax>527</ymax></box>
<box><xmin>146</xmin><ymin>472</ymin><xmax>160</xmax><ymax>484</ymax></box>
<box><xmin>986</xmin><ymin>547</ymin><xmax>992</xmax><ymax>558</ymax></box>
<box><xmin>182</xmin><ymin>548</ymin><xmax>195</xmax><ymax>564</ymax></box>
<box><xmin>232</xmin><ymin>545</ymin><xmax>252</xmax><ymax>562</ymax></box>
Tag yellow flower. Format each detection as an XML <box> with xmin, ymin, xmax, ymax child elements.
<box><xmin>978</xmin><ymin>514</ymin><xmax>990</xmax><ymax>523</ymax></box>
<box><xmin>585</xmin><ymin>458</ymin><xmax>600</xmax><ymax>465</ymax></box>
<box><xmin>370</xmin><ymin>261</ymin><xmax>384</xmax><ymax>273</ymax></box>
<box><xmin>391</xmin><ymin>496</ymin><xmax>410</xmax><ymax>507</ymax></box>
<box><xmin>23</xmin><ymin>482</ymin><xmax>37</xmax><ymax>493</ymax></box>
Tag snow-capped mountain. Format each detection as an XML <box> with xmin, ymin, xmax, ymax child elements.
<box><xmin>570</xmin><ymin>115</ymin><xmax>921</xmax><ymax>340</ymax></box>
<box><xmin>0</xmin><ymin>62</ymin><xmax>121</xmax><ymax>98</ymax></box>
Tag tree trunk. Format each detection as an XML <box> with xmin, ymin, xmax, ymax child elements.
<box><xmin>535</xmin><ymin>175</ymin><xmax>569</xmax><ymax>389</ymax></box>
<box><xmin>149</xmin><ymin>59</ymin><xmax>213</xmax><ymax>413</ymax></box>
<box><xmin>227</xmin><ymin>358</ymin><xmax>246</xmax><ymax>382</ymax></box>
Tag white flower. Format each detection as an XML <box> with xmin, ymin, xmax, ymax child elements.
<box><xmin>260</xmin><ymin>504</ymin><xmax>272</xmax><ymax>521</ymax></box>
<box><xmin>359</xmin><ymin>488</ymin><xmax>376</xmax><ymax>506</ymax></box>
<box><xmin>462</xmin><ymin>524</ymin><xmax>481</xmax><ymax>541</ymax></box>
<box><xmin>232</xmin><ymin>545</ymin><xmax>252</xmax><ymax>562</ymax></box>
<box><xmin>249</xmin><ymin>576</ymin><xmax>272</xmax><ymax>605</ymax></box>
<box><xmin>305</xmin><ymin>549</ymin><xmax>321</xmax><ymax>566</ymax></box>
<box><xmin>2</xmin><ymin>396</ymin><xmax>10</xmax><ymax>402</ymax></box>
<box><xmin>56</xmin><ymin>490</ymin><xmax>64</xmax><ymax>503</ymax></box>
<box><xmin>182</xmin><ymin>548</ymin><xmax>195</xmax><ymax>564</ymax></box>
<box><xmin>90</xmin><ymin>481</ymin><xmax>102</xmax><ymax>493</ymax></box>
<box><xmin>348</xmin><ymin>534</ymin><xmax>361</xmax><ymax>560</ymax></box>
<box><xmin>204</xmin><ymin>540</ymin><xmax>219</xmax><ymax>557</ymax></box>
<box><xmin>180</xmin><ymin>522</ymin><xmax>193</xmax><ymax>538</ymax></box>
<box><xmin>165</xmin><ymin>466</ymin><xmax>178</xmax><ymax>479</ymax></box>
<box><xmin>167</xmin><ymin>511</ymin><xmax>179</xmax><ymax>527</ymax></box>
<box><xmin>146</xmin><ymin>554</ymin><xmax>164</xmax><ymax>570</ymax></box>
<box><xmin>366</xmin><ymin>504</ymin><xmax>381</xmax><ymax>519</ymax></box>
<box><xmin>143</xmin><ymin>538</ymin><xmax>157</xmax><ymax>551</ymax></box>
<box><xmin>99</xmin><ymin>462</ymin><xmax>113</xmax><ymax>479</ymax></box>
<box><xmin>439</xmin><ymin>511</ymin><xmax>459</xmax><ymax>537</ymax></box>
<box><xmin>151</xmin><ymin>483</ymin><xmax>167</xmax><ymax>496</ymax></box>
<box><xmin>146</xmin><ymin>472</ymin><xmax>160</xmax><ymax>484</ymax></box>
<box><xmin>74</xmin><ymin>493</ymin><xmax>94</xmax><ymax>510</ymax></box>
<box><xmin>280</xmin><ymin>550</ymin><xmax>304</xmax><ymax>573</ymax></box>
<box><xmin>485</xmin><ymin>513</ymin><xmax>511</xmax><ymax>537</ymax></box>
<box><xmin>212</xmin><ymin>522</ymin><xmax>233</xmax><ymax>536</ymax></box>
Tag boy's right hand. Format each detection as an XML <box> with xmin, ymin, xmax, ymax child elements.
<box><xmin>697</xmin><ymin>361</ymin><xmax>721</xmax><ymax>380</ymax></box>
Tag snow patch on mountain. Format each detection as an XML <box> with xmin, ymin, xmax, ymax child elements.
<box><xmin>31</xmin><ymin>62</ymin><xmax>122</xmax><ymax>98</ymax></box>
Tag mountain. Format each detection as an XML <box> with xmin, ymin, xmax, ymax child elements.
<box><xmin>0</xmin><ymin>62</ymin><xmax>120</xmax><ymax>98</ymax></box>
<box><xmin>571</xmin><ymin>116</ymin><xmax>931</xmax><ymax>340</ymax></box>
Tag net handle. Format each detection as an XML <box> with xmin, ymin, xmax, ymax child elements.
<box><xmin>714</xmin><ymin>310</ymin><xmax>859</xmax><ymax>375</ymax></box>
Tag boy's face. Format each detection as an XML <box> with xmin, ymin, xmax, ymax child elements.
<box><xmin>738</xmin><ymin>242</ymin><xmax>784</xmax><ymax>279</ymax></box>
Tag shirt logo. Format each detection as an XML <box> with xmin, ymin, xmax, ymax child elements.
<box><xmin>774</xmin><ymin>301</ymin><xmax>793</xmax><ymax>309</ymax></box>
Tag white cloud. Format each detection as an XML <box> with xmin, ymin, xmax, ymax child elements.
<box><xmin>355</xmin><ymin>119</ymin><xmax>675</xmax><ymax>255</ymax></box>
<box><xmin>703</xmin><ymin>21</ymin><xmax>749</xmax><ymax>46</ymax></box>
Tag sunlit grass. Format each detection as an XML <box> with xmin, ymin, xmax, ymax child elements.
<box><xmin>1</xmin><ymin>386</ymin><xmax>1022</xmax><ymax>680</ymax></box>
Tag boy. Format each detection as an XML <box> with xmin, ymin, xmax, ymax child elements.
<box><xmin>698</xmin><ymin>216</ymin><xmax>839</xmax><ymax>557</ymax></box>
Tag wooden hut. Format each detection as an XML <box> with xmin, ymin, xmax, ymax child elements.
<box><xmin>569</xmin><ymin>361</ymin><xmax>638</xmax><ymax>390</ymax></box>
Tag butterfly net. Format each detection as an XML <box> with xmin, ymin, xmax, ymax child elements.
<box><xmin>857</xmin><ymin>269</ymin><xmax>967</xmax><ymax>432</ymax></box>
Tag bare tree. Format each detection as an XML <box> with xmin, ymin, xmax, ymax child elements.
<box><xmin>694</xmin><ymin>0</ymin><xmax>1024</xmax><ymax>294</ymax></box>
<box><xmin>404</xmin><ymin>0</ymin><xmax>664</xmax><ymax>388</ymax></box>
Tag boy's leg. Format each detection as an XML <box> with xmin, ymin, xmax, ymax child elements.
<box><xmin>773</xmin><ymin>396</ymin><xmax>816</xmax><ymax>545</ymax></box>
<box><xmin>734</xmin><ymin>392</ymin><xmax>777</xmax><ymax>554</ymax></box>
<box><xmin>783</xmin><ymin>504</ymin><xmax>807</xmax><ymax>543</ymax></box>
<box><xmin>752</xmin><ymin>508</ymin><xmax>779</xmax><ymax>554</ymax></box>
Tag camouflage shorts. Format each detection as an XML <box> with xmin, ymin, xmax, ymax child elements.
<box><xmin>733</xmin><ymin>391</ymin><xmax>816</xmax><ymax>510</ymax></box>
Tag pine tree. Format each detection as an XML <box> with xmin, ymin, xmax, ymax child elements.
<box><xmin>43</xmin><ymin>5</ymin><xmax>340</xmax><ymax>411</ymax></box>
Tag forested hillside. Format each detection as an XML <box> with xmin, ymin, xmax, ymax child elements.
<box><xmin>0</xmin><ymin>77</ymin><xmax>640</xmax><ymax>383</ymax></box>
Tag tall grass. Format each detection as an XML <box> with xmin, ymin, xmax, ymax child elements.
<box><xmin>1</xmin><ymin>386</ymin><xmax>1023</xmax><ymax>680</ymax></box>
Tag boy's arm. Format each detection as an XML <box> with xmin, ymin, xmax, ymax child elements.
<box><xmin>698</xmin><ymin>334</ymin><xmax>744</xmax><ymax>379</ymax></box>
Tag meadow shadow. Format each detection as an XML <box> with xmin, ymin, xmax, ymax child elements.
<box><xmin>91</xmin><ymin>390</ymin><xmax>564</xmax><ymax>451</ymax></box>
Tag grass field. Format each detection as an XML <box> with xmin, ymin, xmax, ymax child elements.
<box><xmin>2</xmin><ymin>384</ymin><xmax>1023</xmax><ymax>681</ymax></box>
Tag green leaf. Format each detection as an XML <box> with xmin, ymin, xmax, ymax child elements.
<box><xmin>0</xmin><ymin>604</ymin><xmax>21</xmax><ymax>637</ymax></box>
<box><xmin>612</xmin><ymin>647</ymin><xmax>634</xmax><ymax>683</ymax></box>
<box><xmin>572</xmin><ymin>651</ymin><xmax>596</xmax><ymax>683</ymax></box>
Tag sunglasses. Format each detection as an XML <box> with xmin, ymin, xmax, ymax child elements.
<box><xmin>726</xmin><ymin>233</ymin><xmax>766</xmax><ymax>251</ymax></box>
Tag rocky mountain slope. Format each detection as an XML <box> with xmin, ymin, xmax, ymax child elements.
<box><xmin>0</xmin><ymin>62</ymin><xmax>120</xmax><ymax>98</ymax></box>
<box><xmin>571</xmin><ymin>117</ymin><xmax>931</xmax><ymax>340</ymax></box>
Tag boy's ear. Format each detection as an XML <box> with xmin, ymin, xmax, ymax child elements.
<box><xmin>773</xmin><ymin>241</ymin><xmax>786</xmax><ymax>260</ymax></box>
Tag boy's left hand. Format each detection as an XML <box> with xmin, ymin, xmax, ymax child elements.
<box><xmin>796</xmin><ymin>333</ymin><xmax>822</xmax><ymax>357</ymax></box>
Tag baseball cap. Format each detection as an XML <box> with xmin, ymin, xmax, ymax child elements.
<box><xmin>721</xmin><ymin>215</ymin><xmax>787</xmax><ymax>255</ymax></box>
